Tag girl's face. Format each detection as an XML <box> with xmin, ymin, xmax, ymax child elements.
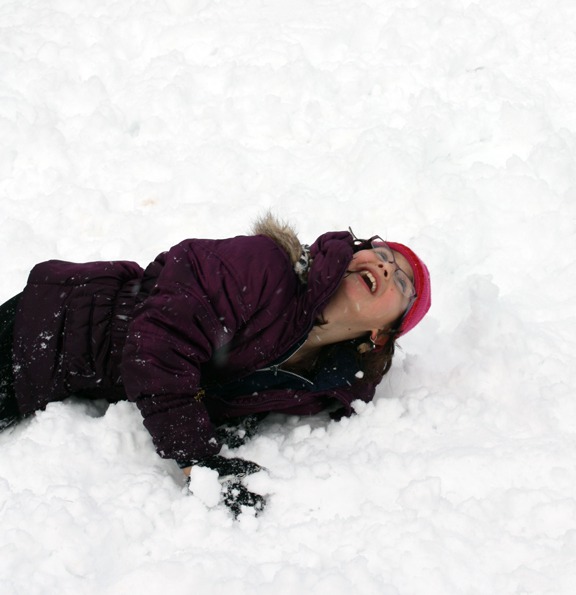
<box><xmin>324</xmin><ymin>248</ymin><xmax>415</xmax><ymax>340</ymax></box>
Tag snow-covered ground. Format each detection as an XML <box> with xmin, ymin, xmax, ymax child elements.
<box><xmin>2</xmin><ymin>0</ymin><xmax>576</xmax><ymax>593</ymax></box>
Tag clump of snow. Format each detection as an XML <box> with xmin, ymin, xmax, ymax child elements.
<box><xmin>187</xmin><ymin>465</ymin><xmax>221</xmax><ymax>509</ymax></box>
<box><xmin>2</xmin><ymin>0</ymin><xmax>576</xmax><ymax>593</ymax></box>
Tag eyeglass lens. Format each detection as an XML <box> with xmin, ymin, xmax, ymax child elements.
<box><xmin>371</xmin><ymin>244</ymin><xmax>415</xmax><ymax>299</ymax></box>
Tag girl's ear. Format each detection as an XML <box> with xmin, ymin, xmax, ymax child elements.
<box><xmin>370</xmin><ymin>330</ymin><xmax>389</xmax><ymax>347</ymax></box>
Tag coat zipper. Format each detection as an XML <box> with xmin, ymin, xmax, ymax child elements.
<box><xmin>254</xmin><ymin>339</ymin><xmax>315</xmax><ymax>386</ymax></box>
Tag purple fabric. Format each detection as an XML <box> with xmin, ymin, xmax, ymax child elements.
<box><xmin>13</xmin><ymin>231</ymin><xmax>378</xmax><ymax>463</ymax></box>
<box><xmin>13</xmin><ymin>259</ymin><xmax>143</xmax><ymax>411</ymax></box>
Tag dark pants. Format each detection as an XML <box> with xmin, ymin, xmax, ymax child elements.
<box><xmin>0</xmin><ymin>293</ymin><xmax>21</xmax><ymax>430</ymax></box>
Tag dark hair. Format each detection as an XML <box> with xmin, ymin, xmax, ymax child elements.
<box><xmin>312</xmin><ymin>322</ymin><xmax>400</xmax><ymax>387</ymax></box>
<box><xmin>358</xmin><ymin>329</ymin><xmax>399</xmax><ymax>383</ymax></box>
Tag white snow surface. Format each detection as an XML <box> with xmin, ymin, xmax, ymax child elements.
<box><xmin>2</xmin><ymin>0</ymin><xmax>576</xmax><ymax>593</ymax></box>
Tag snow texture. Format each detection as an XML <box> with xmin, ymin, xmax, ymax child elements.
<box><xmin>2</xmin><ymin>0</ymin><xmax>576</xmax><ymax>593</ymax></box>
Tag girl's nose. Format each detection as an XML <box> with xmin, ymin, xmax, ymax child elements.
<box><xmin>379</xmin><ymin>261</ymin><xmax>393</xmax><ymax>278</ymax></box>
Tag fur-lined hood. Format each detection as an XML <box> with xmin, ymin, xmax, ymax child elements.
<box><xmin>252</xmin><ymin>213</ymin><xmax>311</xmax><ymax>282</ymax></box>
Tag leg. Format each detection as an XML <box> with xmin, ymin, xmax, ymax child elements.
<box><xmin>0</xmin><ymin>294</ymin><xmax>22</xmax><ymax>430</ymax></box>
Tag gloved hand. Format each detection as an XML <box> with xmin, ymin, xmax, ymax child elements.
<box><xmin>221</xmin><ymin>480</ymin><xmax>266</xmax><ymax>518</ymax></box>
<box><xmin>215</xmin><ymin>414</ymin><xmax>266</xmax><ymax>449</ymax></box>
<box><xmin>195</xmin><ymin>455</ymin><xmax>266</xmax><ymax>518</ymax></box>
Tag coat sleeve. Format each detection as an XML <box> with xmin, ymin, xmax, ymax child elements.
<box><xmin>121</xmin><ymin>236</ymin><xmax>296</xmax><ymax>464</ymax></box>
<box><xmin>121</xmin><ymin>280</ymin><xmax>227</xmax><ymax>463</ymax></box>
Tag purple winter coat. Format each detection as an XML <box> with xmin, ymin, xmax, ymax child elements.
<box><xmin>13</xmin><ymin>231</ymin><xmax>381</xmax><ymax>464</ymax></box>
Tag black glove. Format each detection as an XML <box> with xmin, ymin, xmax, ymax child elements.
<box><xmin>195</xmin><ymin>455</ymin><xmax>266</xmax><ymax>518</ymax></box>
<box><xmin>221</xmin><ymin>480</ymin><xmax>266</xmax><ymax>518</ymax></box>
<box><xmin>215</xmin><ymin>414</ymin><xmax>266</xmax><ymax>449</ymax></box>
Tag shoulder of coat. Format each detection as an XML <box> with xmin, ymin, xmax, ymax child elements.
<box><xmin>251</xmin><ymin>212</ymin><xmax>312</xmax><ymax>284</ymax></box>
<box><xmin>250</xmin><ymin>212</ymin><xmax>301</xmax><ymax>262</ymax></box>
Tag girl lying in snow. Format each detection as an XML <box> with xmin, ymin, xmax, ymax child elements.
<box><xmin>0</xmin><ymin>214</ymin><xmax>431</xmax><ymax>516</ymax></box>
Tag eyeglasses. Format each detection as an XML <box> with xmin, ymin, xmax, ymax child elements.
<box><xmin>350</xmin><ymin>232</ymin><xmax>417</xmax><ymax>310</ymax></box>
<box><xmin>371</xmin><ymin>240</ymin><xmax>416</xmax><ymax>300</ymax></box>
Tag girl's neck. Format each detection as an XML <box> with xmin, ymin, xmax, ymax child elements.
<box><xmin>282</xmin><ymin>322</ymin><xmax>365</xmax><ymax>374</ymax></box>
<box><xmin>305</xmin><ymin>320</ymin><xmax>365</xmax><ymax>348</ymax></box>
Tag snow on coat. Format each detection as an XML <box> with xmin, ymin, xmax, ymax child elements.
<box><xmin>13</xmin><ymin>230</ymin><xmax>380</xmax><ymax>463</ymax></box>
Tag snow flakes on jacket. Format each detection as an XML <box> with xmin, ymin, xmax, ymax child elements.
<box><xmin>13</xmin><ymin>223</ymin><xmax>381</xmax><ymax>463</ymax></box>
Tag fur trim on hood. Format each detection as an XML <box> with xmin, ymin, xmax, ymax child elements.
<box><xmin>251</xmin><ymin>212</ymin><xmax>302</xmax><ymax>264</ymax></box>
<box><xmin>252</xmin><ymin>213</ymin><xmax>311</xmax><ymax>282</ymax></box>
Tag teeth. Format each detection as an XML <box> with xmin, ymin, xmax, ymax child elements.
<box><xmin>361</xmin><ymin>271</ymin><xmax>377</xmax><ymax>292</ymax></box>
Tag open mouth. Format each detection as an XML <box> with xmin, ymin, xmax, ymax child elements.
<box><xmin>359</xmin><ymin>270</ymin><xmax>377</xmax><ymax>293</ymax></box>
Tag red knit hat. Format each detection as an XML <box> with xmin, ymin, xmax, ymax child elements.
<box><xmin>381</xmin><ymin>241</ymin><xmax>431</xmax><ymax>337</ymax></box>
